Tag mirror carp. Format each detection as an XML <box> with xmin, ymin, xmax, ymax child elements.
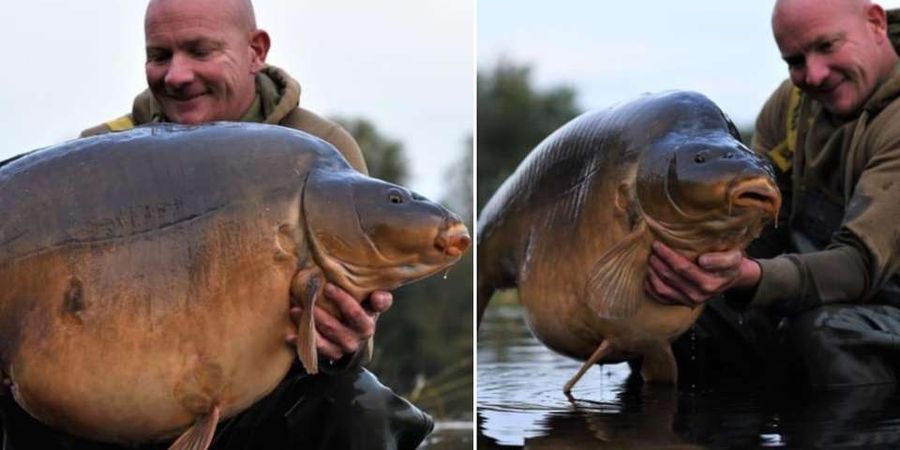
<box><xmin>477</xmin><ymin>91</ymin><xmax>779</xmax><ymax>396</ymax></box>
<box><xmin>0</xmin><ymin>123</ymin><xmax>469</xmax><ymax>448</ymax></box>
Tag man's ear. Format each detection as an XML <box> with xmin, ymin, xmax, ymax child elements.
<box><xmin>249</xmin><ymin>29</ymin><xmax>271</xmax><ymax>73</ymax></box>
<box><xmin>866</xmin><ymin>4</ymin><xmax>888</xmax><ymax>38</ymax></box>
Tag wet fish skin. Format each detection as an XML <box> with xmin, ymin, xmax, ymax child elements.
<box><xmin>477</xmin><ymin>91</ymin><xmax>779</xmax><ymax>392</ymax></box>
<box><xmin>0</xmin><ymin>123</ymin><xmax>469</xmax><ymax>445</ymax></box>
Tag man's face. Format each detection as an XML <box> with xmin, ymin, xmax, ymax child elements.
<box><xmin>144</xmin><ymin>0</ymin><xmax>261</xmax><ymax>124</ymax></box>
<box><xmin>773</xmin><ymin>1</ymin><xmax>889</xmax><ymax>118</ymax></box>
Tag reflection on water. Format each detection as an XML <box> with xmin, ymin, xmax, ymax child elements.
<box><xmin>477</xmin><ymin>303</ymin><xmax>900</xmax><ymax>449</ymax></box>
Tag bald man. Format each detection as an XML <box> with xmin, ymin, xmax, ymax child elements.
<box><xmin>645</xmin><ymin>0</ymin><xmax>900</xmax><ymax>388</ymax></box>
<box><xmin>0</xmin><ymin>1</ymin><xmax>433</xmax><ymax>449</ymax></box>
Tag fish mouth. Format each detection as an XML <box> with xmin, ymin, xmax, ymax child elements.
<box><xmin>728</xmin><ymin>177</ymin><xmax>781</xmax><ymax>219</ymax></box>
<box><xmin>435</xmin><ymin>220</ymin><xmax>471</xmax><ymax>257</ymax></box>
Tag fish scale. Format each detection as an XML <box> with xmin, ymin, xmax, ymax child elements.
<box><xmin>477</xmin><ymin>91</ymin><xmax>780</xmax><ymax>395</ymax></box>
<box><xmin>0</xmin><ymin>123</ymin><xmax>469</xmax><ymax>448</ymax></box>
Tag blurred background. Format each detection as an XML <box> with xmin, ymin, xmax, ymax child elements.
<box><xmin>477</xmin><ymin>0</ymin><xmax>900</xmax><ymax>209</ymax></box>
<box><xmin>0</xmin><ymin>0</ymin><xmax>474</xmax><ymax>445</ymax></box>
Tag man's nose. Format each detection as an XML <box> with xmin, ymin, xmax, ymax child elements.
<box><xmin>164</xmin><ymin>53</ymin><xmax>195</xmax><ymax>87</ymax></box>
<box><xmin>803</xmin><ymin>55</ymin><xmax>830</xmax><ymax>87</ymax></box>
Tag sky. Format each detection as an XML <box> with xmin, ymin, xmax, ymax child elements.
<box><xmin>0</xmin><ymin>0</ymin><xmax>473</xmax><ymax>201</ymax></box>
<box><xmin>7</xmin><ymin>1</ymin><xmax>900</xmax><ymax>200</ymax></box>
<box><xmin>478</xmin><ymin>0</ymin><xmax>900</xmax><ymax>129</ymax></box>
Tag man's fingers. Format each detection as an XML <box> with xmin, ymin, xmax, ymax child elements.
<box><xmin>314</xmin><ymin>307</ymin><xmax>366</xmax><ymax>354</ymax></box>
<box><xmin>652</xmin><ymin>242</ymin><xmax>713</xmax><ymax>288</ymax></box>
<box><xmin>643</xmin><ymin>279</ymin><xmax>680</xmax><ymax>306</ymax></box>
<box><xmin>647</xmin><ymin>264</ymin><xmax>693</xmax><ymax>306</ymax></box>
<box><xmin>323</xmin><ymin>283</ymin><xmax>376</xmax><ymax>335</ymax></box>
<box><xmin>368</xmin><ymin>290</ymin><xmax>393</xmax><ymax>314</ymax></box>
<box><xmin>652</xmin><ymin>242</ymin><xmax>736</xmax><ymax>298</ymax></box>
<box><xmin>648</xmin><ymin>254</ymin><xmax>705</xmax><ymax>302</ymax></box>
<box><xmin>698</xmin><ymin>250</ymin><xmax>743</xmax><ymax>272</ymax></box>
<box><xmin>315</xmin><ymin>330</ymin><xmax>345</xmax><ymax>361</ymax></box>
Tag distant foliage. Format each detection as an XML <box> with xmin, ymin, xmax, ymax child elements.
<box><xmin>477</xmin><ymin>60</ymin><xmax>581</xmax><ymax>211</ymax></box>
<box><xmin>333</xmin><ymin>117</ymin><xmax>409</xmax><ymax>185</ymax></box>
<box><xmin>738</xmin><ymin>125</ymin><xmax>755</xmax><ymax>148</ymax></box>
<box><xmin>444</xmin><ymin>135</ymin><xmax>473</xmax><ymax>222</ymax></box>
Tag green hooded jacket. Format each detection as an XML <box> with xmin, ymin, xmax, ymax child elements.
<box><xmin>751</xmin><ymin>64</ymin><xmax>900</xmax><ymax>312</ymax></box>
<box><xmin>80</xmin><ymin>65</ymin><xmax>368</xmax><ymax>175</ymax></box>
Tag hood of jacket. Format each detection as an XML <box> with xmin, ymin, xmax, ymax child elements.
<box><xmin>130</xmin><ymin>64</ymin><xmax>301</xmax><ymax>125</ymax></box>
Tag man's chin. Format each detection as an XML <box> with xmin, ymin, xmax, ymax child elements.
<box><xmin>813</xmin><ymin>87</ymin><xmax>862</xmax><ymax>119</ymax></box>
<box><xmin>158</xmin><ymin>96</ymin><xmax>214</xmax><ymax>124</ymax></box>
<box><xmin>163</xmin><ymin>108</ymin><xmax>211</xmax><ymax>125</ymax></box>
<box><xmin>822</xmin><ymin>97</ymin><xmax>863</xmax><ymax>119</ymax></box>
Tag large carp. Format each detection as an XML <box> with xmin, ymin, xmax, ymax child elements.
<box><xmin>477</xmin><ymin>91</ymin><xmax>779</xmax><ymax>395</ymax></box>
<box><xmin>0</xmin><ymin>123</ymin><xmax>469</xmax><ymax>448</ymax></box>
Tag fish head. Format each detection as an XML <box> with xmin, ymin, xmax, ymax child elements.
<box><xmin>635</xmin><ymin>135</ymin><xmax>781</xmax><ymax>251</ymax></box>
<box><xmin>303</xmin><ymin>169</ymin><xmax>470</xmax><ymax>297</ymax></box>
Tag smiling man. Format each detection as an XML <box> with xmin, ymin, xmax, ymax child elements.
<box><xmin>0</xmin><ymin>0</ymin><xmax>433</xmax><ymax>449</ymax></box>
<box><xmin>82</xmin><ymin>0</ymin><xmax>365</xmax><ymax>174</ymax></box>
<box><xmin>645</xmin><ymin>0</ymin><xmax>900</xmax><ymax>388</ymax></box>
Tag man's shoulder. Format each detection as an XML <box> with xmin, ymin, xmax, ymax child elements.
<box><xmin>79</xmin><ymin>115</ymin><xmax>137</xmax><ymax>138</ymax></box>
<box><xmin>762</xmin><ymin>79</ymin><xmax>799</xmax><ymax>116</ymax></box>
<box><xmin>80</xmin><ymin>90</ymin><xmax>156</xmax><ymax>138</ymax></box>
<box><xmin>278</xmin><ymin>107</ymin><xmax>368</xmax><ymax>174</ymax></box>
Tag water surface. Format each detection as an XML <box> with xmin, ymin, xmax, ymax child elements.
<box><xmin>478</xmin><ymin>303</ymin><xmax>900</xmax><ymax>449</ymax></box>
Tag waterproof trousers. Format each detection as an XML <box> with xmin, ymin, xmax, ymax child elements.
<box><xmin>672</xmin><ymin>298</ymin><xmax>900</xmax><ymax>389</ymax></box>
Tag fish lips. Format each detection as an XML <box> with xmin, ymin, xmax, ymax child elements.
<box><xmin>727</xmin><ymin>175</ymin><xmax>781</xmax><ymax>220</ymax></box>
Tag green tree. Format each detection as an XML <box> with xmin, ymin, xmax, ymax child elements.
<box><xmin>444</xmin><ymin>135</ymin><xmax>473</xmax><ymax>223</ymax></box>
<box><xmin>477</xmin><ymin>60</ymin><xmax>581</xmax><ymax>210</ymax></box>
<box><xmin>332</xmin><ymin>117</ymin><xmax>408</xmax><ymax>184</ymax></box>
<box><xmin>737</xmin><ymin>125</ymin><xmax>755</xmax><ymax>147</ymax></box>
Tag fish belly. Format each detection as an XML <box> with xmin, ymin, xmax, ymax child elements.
<box><xmin>521</xmin><ymin>285</ymin><xmax>702</xmax><ymax>364</ymax></box>
<box><xmin>0</xmin><ymin>218</ymin><xmax>297</xmax><ymax>443</ymax></box>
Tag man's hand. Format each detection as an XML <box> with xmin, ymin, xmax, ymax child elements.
<box><xmin>644</xmin><ymin>241</ymin><xmax>760</xmax><ymax>307</ymax></box>
<box><xmin>286</xmin><ymin>283</ymin><xmax>393</xmax><ymax>361</ymax></box>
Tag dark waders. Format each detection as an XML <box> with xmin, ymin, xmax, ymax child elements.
<box><xmin>0</xmin><ymin>364</ymin><xmax>433</xmax><ymax>450</ymax></box>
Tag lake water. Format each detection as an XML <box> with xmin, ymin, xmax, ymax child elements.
<box><xmin>477</xmin><ymin>303</ymin><xmax>900</xmax><ymax>449</ymax></box>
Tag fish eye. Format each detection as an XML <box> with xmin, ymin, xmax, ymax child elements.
<box><xmin>694</xmin><ymin>153</ymin><xmax>707</xmax><ymax>164</ymax></box>
<box><xmin>388</xmin><ymin>190</ymin><xmax>405</xmax><ymax>204</ymax></box>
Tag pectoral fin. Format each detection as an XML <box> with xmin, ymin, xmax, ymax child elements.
<box><xmin>586</xmin><ymin>222</ymin><xmax>652</xmax><ymax>319</ymax></box>
<box><xmin>168</xmin><ymin>406</ymin><xmax>220</xmax><ymax>450</ymax></box>
<box><xmin>290</xmin><ymin>270</ymin><xmax>325</xmax><ymax>374</ymax></box>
